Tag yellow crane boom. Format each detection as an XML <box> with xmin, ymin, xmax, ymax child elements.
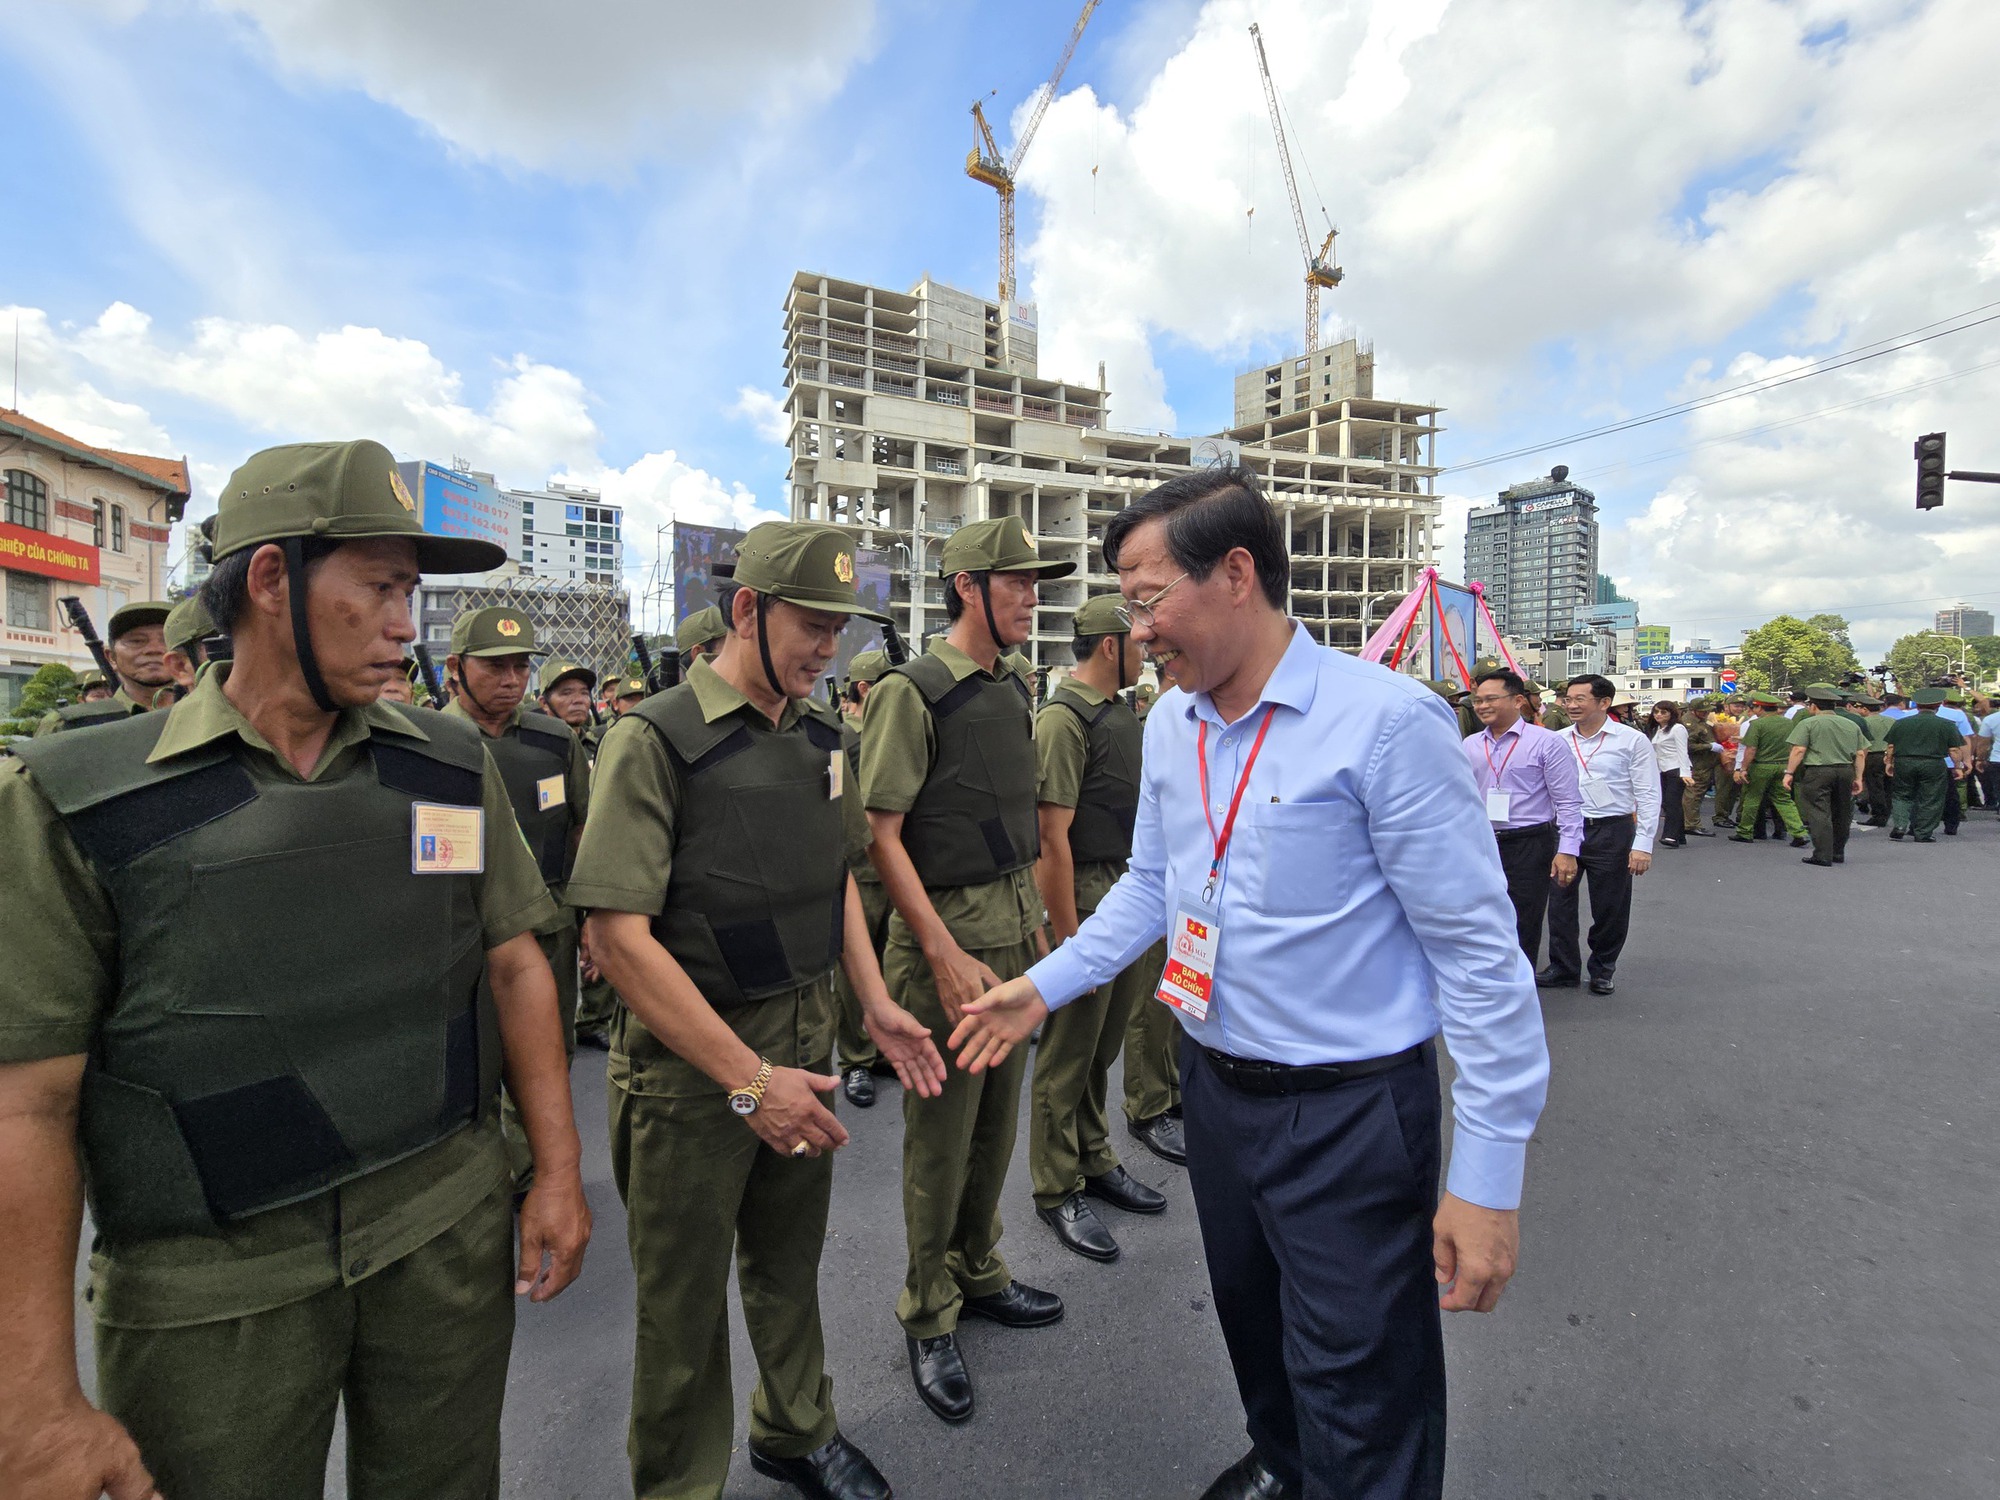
<box><xmin>966</xmin><ymin>0</ymin><xmax>1100</xmax><ymax>305</ymax></box>
<box><xmin>1250</xmin><ymin>21</ymin><xmax>1342</xmax><ymax>354</ymax></box>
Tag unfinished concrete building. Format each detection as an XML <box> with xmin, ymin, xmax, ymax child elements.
<box><xmin>783</xmin><ymin>272</ymin><xmax>1442</xmax><ymax>663</ymax></box>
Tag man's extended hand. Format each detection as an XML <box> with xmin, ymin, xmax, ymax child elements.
<box><xmin>1</xmin><ymin>1396</ymin><xmax>157</xmax><ymax>1500</ymax></box>
<box><xmin>1433</xmin><ymin>1192</ymin><xmax>1519</xmax><ymax>1313</ymax></box>
<box><xmin>743</xmin><ymin>1066</ymin><xmax>849</xmax><ymax>1159</ymax></box>
<box><xmin>1628</xmin><ymin>850</ymin><xmax>1653</xmax><ymax>875</ymax></box>
<box><xmin>948</xmin><ymin>977</ymin><xmax>1049</xmax><ymax>1075</ymax></box>
<box><xmin>515</xmin><ymin>1164</ymin><xmax>591</xmax><ymax>1304</ymax></box>
<box><xmin>1550</xmin><ymin>852</ymin><xmax>1578</xmax><ymax>888</ymax></box>
<box><xmin>864</xmin><ymin>1002</ymin><xmax>948</xmax><ymax>1099</ymax></box>
<box><xmin>924</xmin><ymin>940</ymin><xmax>1001</xmax><ymax>1027</ymax></box>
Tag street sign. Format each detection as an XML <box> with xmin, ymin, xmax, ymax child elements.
<box><xmin>1720</xmin><ymin>668</ymin><xmax>1738</xmax><ymax>684</ymax></box>
<box><xmin>1717</xmin><ymin>681</ymin><xmax>1738</xmax><ymax>693</ymax></box>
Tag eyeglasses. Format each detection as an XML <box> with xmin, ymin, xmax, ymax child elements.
<box><xmin>1117</xmin><ymin>572</ymin><xmax>1189</xmax><ymax>628</ymax></box>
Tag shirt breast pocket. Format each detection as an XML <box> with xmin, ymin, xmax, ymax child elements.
<box><xmin>1240</xmin><ymin>800</ymin><xmax>1362</xmax><ymax>916</ymax></box>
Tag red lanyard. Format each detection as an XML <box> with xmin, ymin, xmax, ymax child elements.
<box><xmin>1481</xmin><ymin>729</ymin><xmax>1521</xmax><ymax>788</ymax></box>
<box><xmin>1572</xmin><ymin>728</ymin><xmax>1608</xmax><ymax>776</ymax></box>
<box><xmin>1197</xmin><ymin>706</ymin><xmax>1277</xmax><ymax>900</ymax></box>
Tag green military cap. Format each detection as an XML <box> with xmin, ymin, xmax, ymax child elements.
<box><xmin>937</xmin><ymin>516</ymin><xmax>1076</xmax><ymax>580</ymax></box>
<box><xmin>1749</xmin><ymin>690</ymin><xmax>1785</xmax><ymax>706</ymax></box>
<box><xmin>730</xmin><ymin>521</ymin><xmax>894</xmax><ymax>622</ymax></box>
<box><xmin>1802</xmin><ymin>681</ymin><xmax>1843</xmax><ymax>703</ymax></box>
<box><xmin>846</xmin><ymin>649</ymin><xmax>890</xmax><ymax>686</ymax></box>
<box><xmin>676</xmin><ymin>605</ymin><xmax>728</xmax><ymax>652</ymax></box>
<box><xmin>107</xmin><ymin>599</ymin><xmax>173</xmax><ymax>640</ymax></box>
<box><xmin>211</xmin><ymin>439</ymin><xmax>505</xmax><ymax>574</ymax></box>
<box><xmin>1073</xmin><ymin>594</ymin><xmax>1130</xmax><ymax>636</ymax></box>
<box><xmin>1852</xmin><ymin>694</ymin><xmax>1883</xmax><ymax>708</ymax></box>
<box><xmin>450</xmin><ymin>606</ymin><xmax>542</xmax><ymax>657</ymax></box>
<box><xmin>1913</xmin><ymin>688</ymin><xmax>1948</xmax><ymax>706</ymax></box>
<box><xmin>1420</xmin><ymin>679</ymin><xmax>1453</xmax><ymax>700</ymax></box>
<box><xmin>540</xmin><ymin>658</ymin><xmax>595</xmax><ymax>692</ymax></box>
<box><xmin>162</xmin><ymin>596</ymin><xmax>214</xmax><ymax>656</ymax></box>
<box><xmin>75</xmin><ymin>669</ymin><xmax>111</xmax><ymax>693</ymax></box>
<box><xmin>1135</xmin><ymin>682</ymin><xmax>1159</xmax><ymax>701</ymax></box>
<box><xmin>1944</xmin><ymin>688</ymin><xmax>1967</xmax><ymax>704</ymax></box>
<box><xmin>1522</xmin><ymin>679</ymin><xmax>1545</xmax><ymax>695</ymax></box>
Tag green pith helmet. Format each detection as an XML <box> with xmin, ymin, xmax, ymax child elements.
<box><xmin>937</xmin><ymin>517</ymin><xmax>1076</xmax><ymax>580</ymax></box>
<box><xmin>107</xmin><ymin>600</ymin><xmax>173</xmax><ymax>641</ymax></box>
<box><xmin>1750</xmin><ymin>690</ymin><xmax>1785</xmax><ymax>706</ymax></box>
<box><xmin>211</xmin><ymin>439</ymin><xmax>503</xmax><ymax>574</ymax></box>
<box><xmin>162</xmin><ymin>596</ymin><xmax>214</xmax><ymax>656</ymax></box>
<box><xmin>1072</xmin><ymin>594</ymin><xmax>1130</xmax><ymax>637</ymax></box>
<box><xmin>1853</xmin><ymin>694</ymin><xmax>1883</xmax><ymax>708</ymax></box>
<box><xmin>450</xmin><ymin>606</ymin><xmax>542</xmax><ymax>658</ymax></box>
<box><xmin>1913</xmin><ymin>688</ymin><xmax>1947</xmax><ymax>706</ymax></box>
<box><xmin>1803</xmin><ymin>681</ymin><xmax>1843</xmax><ymax>704</ymax></box>
<box><xmin>846</xmin><ymin>649</ymin><xmax>890</xmax><ymax>687</ymax></box>
<box><xmin>676</xmin><ymin>605</ymin><xmax>728</xmax><ymax>653</ymax></box>
<box><xmin>540</xmin><ymin>658</ymin><xmax>595</xmax><ymax>693</ymax></box>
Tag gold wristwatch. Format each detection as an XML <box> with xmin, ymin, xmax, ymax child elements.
<box><xmin>728</xmin><ymin>1058</ymin><xmax>775</xmax><ymax>1117</ymax></box>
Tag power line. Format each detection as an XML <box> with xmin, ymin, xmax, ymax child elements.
<box><xmin>1440</xmin><ymin>298</ymin><xmax>2000</xmax><ymax>477</ymax></box>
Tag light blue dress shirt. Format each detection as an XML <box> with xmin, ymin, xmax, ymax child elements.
<box><xmin>1027</xmin><ymin>624</ymin><xmax>1551</xmax><ymax>1210</ymax></box>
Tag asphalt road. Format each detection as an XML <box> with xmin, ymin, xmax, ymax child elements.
<box><xmin>82</xmin><ymin>802</ymin><xmax>2000</xmax><ymax>1498</ymax></box>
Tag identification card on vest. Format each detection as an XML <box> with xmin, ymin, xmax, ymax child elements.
<box><xmin>536</xmin><ymin>774</ymin><xmax>566</xmax><ymax>811</ymax></box>
<box><xmin>827</xmin><ymin>749</ymin><xmax>844</xmax><ymax>799</ymax></box>
<box><xmin>412</xmin><ymin>802</ymin><xmax>485</xmax><ymax>874</ymax></box>
<box><xmin>1157</xmin><ymin>890</ymin><xmax>1221</xmax><ymax>1023</ymax></box>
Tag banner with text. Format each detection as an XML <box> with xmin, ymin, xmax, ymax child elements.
<box><xmin>0</xmin><ymin>522</ymin><xmax>100</xmax><ymax>585</ymax></box>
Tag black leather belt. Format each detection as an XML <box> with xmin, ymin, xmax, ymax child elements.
<box><xmin>1493</xmin><ymin>819</ymin><xmax>1555</xmax><ymax>841</ymax></box>
<box><xmin>1200</xmin><ymin>1041</ymin><xmax>1429</xmax><ymax>1096</ymax></box>
<box><xmin>1584</xmin><ymin>814</ymin><xmax>1634</xmax><ymax>826</ymax></box>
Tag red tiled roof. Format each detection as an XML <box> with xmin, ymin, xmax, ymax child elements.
<box><xmin>0</xmin><ymin>407</ymin><xmax>191</xmax><ymax>497</ymax></box>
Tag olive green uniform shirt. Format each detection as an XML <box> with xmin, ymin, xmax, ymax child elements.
<box><xmin>1685</xmin><ymin>718</ymin><xmax>1716</xmax><ymax>758</ymax></box>
<box><xmin>1035</xmin><ymin>679</ymin><xmax>1123</xmax><ymax>915</ymax></box>
<box><xmin>0</xmin><ymin>668</ymin><xmax>558</xmax><ymax>1328</ymax></box>
<box><xmin>859</xmin><ymin>639</ymin><xmax>1044</xmax><ymax>949</ymax></box>
<box><xmin>32</xmin><ymin>685</ymin><xmax>149</xmax><ymax>737</ymax></box>
<box><xmin>565</xmin><ymin>659</ymin><xmax>871</xmax><ymax>1096</ymax></box>
<box><xmin>1860</xmin><ymin>713</ymin><xmax>1894</xmax><ymax>750</ymax></box>
<box><xmin>1786</xmin><ymin>712</ymin><xmax>1865</xmax><ymax>767</ymax></box>
<box><xmin>1883</xmin><ymin>713</ymin><xmax>1963</xmax><ymax>762</ymax></box>
<box><xmin>443</xmin><ymin>698</ymin><xmax>590</xmax><ymax>931</ymax></box>
<box><xmin>1741</xmin><ymin>712</ymin><xmax>1797</xmax><ymax>767</ymax></box>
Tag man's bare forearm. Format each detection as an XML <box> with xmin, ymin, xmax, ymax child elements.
<box><xmin>1034</xmin><ymin>804</ymin><xmax>1080</xmax><ymax>943</ymax></box>
<box><xmin>866</xmin><ymin>811</ymin><xmax>955</xmax><ymax>957</ymax></box>
<box><xmin>487</xmin><ymin>933</ymin><xmax>582</xmax><ymax>1176</ymax></box>
<box><xmin>838</xmin><ymin>875</ymin><xmax>895</xmax><ymax>1014</ymax></box>
<box><xmin>0</xmin><ymin>1057</ymin><xmax>91</xmax><ymax>1430</ymax></box>
<box><xmin>585</xmin><ymin>911</ymin><xmax>761</xmax><ymax>1089</ymax></box>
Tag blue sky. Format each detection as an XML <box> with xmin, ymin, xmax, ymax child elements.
<box><xmin>6</xmin><ymin>0</ymin><xmax>1999</xmax><ymax>659</ymax></box>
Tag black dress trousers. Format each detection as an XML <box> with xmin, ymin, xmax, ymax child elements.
<box><xmin>1492</xmin><ymin>821</ymin><xmax>1558</xmax><ymax>965</ymax></box>
<box><xmin>1544</xmin><ymin>815</ymin><xmax>1635</xmax><ymax>982</ymax></box>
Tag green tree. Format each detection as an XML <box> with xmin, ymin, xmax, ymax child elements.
<box><xmin>1962</xmin><ymin>635</ymin><xmax>2000</xmax><ymax>680</ymax></box>
<box><xmin>1884</xmin><ymin>629</ymin><xmax>1973</xmax><ymax>691</ymax></box>
<box><xmin>1736</xmin><ymin>615</ymin><xmax>1859</xmax><ymax>691</ymax></box>
<box><xmin>0</xmin><ymin>663</ymin><xmax>80</xmax><ymax>737</ymax></box>
<box><xmin>1806</xmin><ymin>613</ymin><xmax>1853</xmax><ymax>649</ymax></box>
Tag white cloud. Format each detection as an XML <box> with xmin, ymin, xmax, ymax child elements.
<box><xmin>731</xmin><ymin>386</ymin><xmax>791</xmax><ymax>444</ymax></box>
<box><xmin>200</xmin><ymin>0</ymin><xmax>880</xmax><ymax>175</ymax></box>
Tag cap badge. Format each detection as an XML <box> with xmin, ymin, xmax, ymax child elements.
<box><xmin>388</xmin><ymin>470</ymin><xmax>416</xmax><ymax>512</ymax></box>
<box><xmin>1019</xmin><ymin>522</ymin><xmax>1036</xmax><ymax>553</ymax></box>
<box><xmin>833</xmin><ymin>551</ymin><xmax>855</xmax><ymax>584</ymax></box>
<box><xmin>495</xmin><ymin>617</ymin><xmax>521</xmax><ymax>637</ymax></box>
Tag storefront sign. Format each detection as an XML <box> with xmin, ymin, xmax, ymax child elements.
<box><xmin>0</xmin><ymin>522</ymin><xmax>100</xmax><ymax>585</ymax></box>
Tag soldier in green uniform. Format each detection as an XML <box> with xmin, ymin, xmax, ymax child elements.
<box><xmin>836</xmin><ymin>648</ymin><xmax>895</xmax><ymax>1105</ymax></box>
<box><xmin>160</xmin><ymin>595</ymin><xmax>220</xmax><ymax>702</ymax></box>
<box><xmin>575</xmin><ymin>522</ymin><xmax>942</xmax><ymax>1500</ymax></box>
<box><xmin>443</xmin><ymin>608</ymin><xmax>593</xmax><ymax>1171</ymax></box>
<box><xmin>0</xmin><ymin>438</ymin><xmax>587</xmax><ymax>1500</ymax></box>
<box><xmin>1711</xmin><ymin>699</ymin><xmax>1745</xmax><ymax>827</ymax></box>
<box><xmin>1681</xmin><ymin>700</ymin><xmax>1718</xmax><ymax>836</ymax></box>
<box><xmin>1731</xmin><ymin>692</ymin><xmax>1811</xmax><ymax>845</ymax></box>
<box><xmin>1026</xmin><ymin>596</ymin><xmax>1170</xmax><ymax>1263</ymax></box>
<box><xmin>1539</xmin><ymin>678</ymin><xmax>1572</xmax><ymax>731</ymax></box>
<box><xmin>859</xmin><ymin>515</ymin><xmax>1071</xmax><ymax>1423</ymax></box>
<box><xmin>376</xmin><ymin>658</ymin><xmax>418</xmax><ymax>705</ymax></box>
<box><xmin>33</xmin><ymin>600</ymin><xmax>176</xmax><ymax>735</ymax></box>
<box><xmin>1884</xmin><ymin>689</ymin><xmax>1966</xmax><ymax>842</ymax></box>
<box><xmin>537</xmin><ymin>660</ymin><xmax>621</xmax><ymax>1048</ymax></box>
<box><xmin>73</xmin><ymin>668</ymin><xmax>115</xmax><ymax>702</ymax></box>
<box><xmin>538</xmin><ymin>659</ymin><xmax>598</xmax><ymax>738</ymax></box>
<box><xmin>1133</xmin><ymin>680</ymin><xmax>1158</xmax><ymax>720</ymax></box>
<box><xmin>1782</xmin><ymin>684</ymin><xmax>1867</xmax><ymax>866</ymax></box>
<box><xmin>677</xmin><ymin>603</ymin><xmax>729</xmax><ymax>667</ymax></box>
<box><xmin>1852</xmin><ymin>694</ymin><xmax>1893</xmax><ymax>825</ymax></box>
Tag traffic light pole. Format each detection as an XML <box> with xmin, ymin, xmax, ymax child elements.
<box><xmin>1946</xmin><ymin>470</ymin><xmax>2000</xmax><ymax>483</ymax></box>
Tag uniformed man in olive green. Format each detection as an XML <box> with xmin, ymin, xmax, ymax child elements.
<box><xmin>536</xmin><ymin>659</ymin><xmax>619</xmax><ymax>1047</ymax></box>
<box><xmin>1885</xmin><ymin>689</ymin><xmax>1966</xmax><ymax>842</ymax></box>
<box><xmin>611</xmin><ymin>673</ymin><xmax>648</xmax><ymax>714</ymax></box>
<box><xmin>1681</xmin><ymin>700</ymin><xmax>1718</xmax><ymax>835</ymax></box>
<box><xmin>539</xmin><ymin>658</ymin><xmax>598</xmax><ymax>738</ymax></box>
<box><xmin>1854</xmin><ymin>694</ymin><xmax>1892</xmax><ymax>825</ymax></box>
<box><xmin>1730</xmin><ymin>691</ymin><xmax>1811</xmax><ymax>845</ymax></box>
<box><xmin>677</xmin><ymin>603</ymin><xmax>729</xmax><ymax>667</ymax></box>
<box><xmin>74</xmin><ymin>668</ymin><xmax>114</xmax><ymax>702</ymax></box>
<box><xmin>1782</xmin><ymin>684</ymin><xmax>1867</xmax><ymax>866</ymax></box>
<box><xmin>376</xmin><ymin>658</ymin><xmax>418</xmax><ymax>705</ymax></box>
<box><xmin>836</xmin><ymin>648</ymin><xmax>895</xmax><ymax>1105</ymax></box>
<box><xmin>575</xmin><ymin>522</ymin><xmax>942</xmax><ymax>1500</ymax></box>
<box><xmin>1133</xmin><ymin>680</ymin><xmax>1158</xmax><ymax>719</ymax></box>
<box><xmin>160</xmin><ymin>594</ymin><xmax>219</xmax><ymax>701</ymax></box>
<box><xmin>860</xmin><ymin>515</ymin><xmax>1071</xmax><ymax>1423</ymax></box>
<box><xmin>1027</xmin><ymin>595</ymin><xmax>1170</xmax><ymax>1263</ymax></box>
<box><xmin>0</xmin><ymin>438</ymin><xmax>587</xmax><ymax>1500</ymax></box>
<box><xmin>32</xmin><ymin>600</ymin><xmax>175</xmax><ymax>735</ymax></box>
<box><xmin>1540</xmin><ymin>678</ymin><xmax>1572</xmax><ymax>731</ymax></box>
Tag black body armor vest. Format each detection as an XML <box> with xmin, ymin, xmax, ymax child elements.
<box><xmin>890</xmin><ymin>651</ymin><xmax>1039</xmax><ymax>888</ymax></box>
<box><xmin>1048</xmin><ymin>682</ymin><xmax>1143</xmax><ymax>865</ymax></box>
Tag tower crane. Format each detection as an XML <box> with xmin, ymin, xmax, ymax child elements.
<box><xmin>1249</xmin><ymin>21</ymin><xmax>1342</xmax><ymax>354</ymax></box>
<box><xmin>966</xmin><ymin>0</ymin><xmax>1099</xmax><ymax>305</ymax></box>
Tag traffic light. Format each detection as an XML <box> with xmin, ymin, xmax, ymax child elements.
<box><xmin>1915</xmin><ymin>431</ymin><xmax>1946</xmax><ymax>509</ymax></box>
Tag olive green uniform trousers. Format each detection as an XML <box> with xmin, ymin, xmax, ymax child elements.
<box><xmin>834</xmin><ymin>876</ymin><xmax>890</xmax><ymax>1073</ymax></box>
<box><xmin>1861</xmin><ymin>751</ymin><xmax>1890</xmax><ymax>822</ymax></box>
<box><xmin>608</xmin><ymin>985</ymin><xmax>841</xmax><ymax>1500</ymax></box>
<box><xmin>1681</xmin><ymin>757</ymin><xmax>1715</xmax><ymax>829</ymax></box>
<box><xmin>1712</xmin><ymin>757</ymin><xmax>1744</xmax><ymax>825</ymax></box>
<box><xmin>95</xmin><ymin>1179</ymin><xmax>516</xmax><ymax>1500</ymax></box>
<box><xmin>1027</xmin><ymin>938</ymin><xmax>1165</xmax><ymax>1207</ymax></box>
<box><xmin>1736</xmin><ymin>765</ymin><xmax>1806</xmax><ymax>839</ymax></box>
<box><xmin>1891</xmin><ymin>759</ymin><xmax>1951</xmax><ymax>839</ymax></box>
<box><xmin>890</xmin><ymin>934</ymin><xmax>1039</xmax><ymax>1338</ymax></box>
<box><xmin>1121</xmin><ymin>944</ymin><xmax>1180</xmax><ymax>1125</ymax></box>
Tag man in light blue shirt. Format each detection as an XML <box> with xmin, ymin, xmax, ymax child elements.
<box><xmin>951</xmin><ymin>469</ymin><xmax>1549</xmax><ymax>1500</ymax></box>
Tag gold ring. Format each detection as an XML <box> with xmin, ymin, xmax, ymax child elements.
<box><xmin>791</xmin><ymin>1141</ymin><xmax>809</xmax><ymax>1157</ymax></box>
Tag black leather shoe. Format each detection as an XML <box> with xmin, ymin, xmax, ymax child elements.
<box><xmin>1944</xmin><ymin>827</ymin><xmax>1959</xmax><ymax>836</ymax></box>
<box><xmin>1084</xmin><ymin>1163</ymin><xmax>1167</xmax><ymax>1215</ymax></box>
<box><xmin>1588</xmin><ymin>975</ymin><xmax>1615</xmax><ymax>995</ymax></box>
<box><xmin>1790</xmin><ymin>835</ymin><xmax>1811</xmax><ymax>848</ymax></box>
<box><xmin>574</xmin><ymin>1028</ymin><xmax>611</xmax><ymax>1051</ymax></box>
<box><xmin>750</xmin><ymin>1432</ymin><xmax>892</xmax><ymax>1500</ymax></box>
<box><xmin>1128</xmin><ymin>1110</ymin><xmax>1187</xmax><ymax>1165</ymax></box>
<box><xmin>1686</xmin><ymin>827</ymin><xmax>1715</xmax><ymax>837</ymax></box>
<box><xmin>1801</xmin><ymin>856</ymin><xmax>1833</xmax><ymax>867</ymax></box>
<box><xmin>842</xmin><ymin>1066</ymin><xmax>876</xmax><ymax>1108</ymax></box>
<box><xmin>1535</xmin><ymin>968</ymin><xmax>1580</xmax><ymax>988</ymax></box>
<box><xmin>1889</xmin><ymin>827</ymin><xmax>1905</xmax><ymax>840</ymax></box>
<box><xmin>1728</xmin><ymin>834</ymin><xmax>1755</xmax><ymax>843</ymax></box>
<box><xmin>1198</xmin><ymin>1449</ymin><xmax>1296</xmax><ymax>1500</ymax></box>
<box><xmin>961</xmin><ymin>1280</ymin><xmax>1063</xmax><ymax>1328</ymax></box>
<box><xmin>906</xmin><ymin>1333</ymin><xmax>973</xmax><ymax>1422</ymax></box>
<box><xmin>1037</xmin><ymin>1193</ymin><xmax>1119</xmax><ymax>1261</ymax></box>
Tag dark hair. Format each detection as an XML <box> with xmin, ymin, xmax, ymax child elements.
<box><xmin>715</xmin><ymin>581</ymin><xmax>742</xmax><ymax>624</ymax></box>
<box><xmin>200</xmin><ymin>537</ymin><xmax>339</xmax><ymax>631</ymax></box>
<box><xmin>1644</xmin><ymin>700</ymin><xmax>1681</xmax><ymax>737</ymax></box>
<box><xmin>943</xmin><ymin>570</ymin><xmax>984</xmax><ymax>624</ymax></box>
<box><xmin>1568</xmin><ymin>673</ymin><xmax>1615</xmax><ymax>703</ymax></box>
<box><xmin>1473</xmin><ymin>668</ymin><xmax>1527</xmax><ymax>698</ymax></box>
<box><xmin>1103</xmin><ymin>466</ymin><xmax>1289</xmax><ymax>610</ymax></box>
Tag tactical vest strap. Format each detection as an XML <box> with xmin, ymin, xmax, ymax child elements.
<box><xmin>370</xmin><ymin>740</ymin><xmax>484</xmax><ymax>806</ymax></box>
<box><xmin>66</xmin><ymin>758</ymin><xmax>259</xmax><ymax>872</ymax></box>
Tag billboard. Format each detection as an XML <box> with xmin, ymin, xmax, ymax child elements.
<box><xmin>1638</xmin><ymin>651</ymin><xmax>1725</xmax><ymax>672</ymax></box>
<box><xmin>398</xmin><ymin>462</ymin><xmax>517</xmax><ymax>567</ymax></box>
<box><xmin>672</xmin><ymin>523</ymin><xmax>889</xmax><ymax>683</ymax></box>
<box><xmin>0</xmin><ymin>521</ymin><xmax>98</xmax><ymax>585</ymax></box>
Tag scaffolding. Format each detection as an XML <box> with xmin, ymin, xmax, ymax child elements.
<box><xmin>419</xmin><ymin>574</ymin><xmax>633</xmax><ymax>687</ymax></box>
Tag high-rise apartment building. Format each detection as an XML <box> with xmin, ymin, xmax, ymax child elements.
<box><xmin>1935</xmin><ymin>603</ymin><xmax>1993</xmax><ymax>639</ymax></box>
<box><xmin>1463</xmin><ymin>469</ymin><xmax>1599</xmax><ymax>643</ymax></box>
<box><xmin>782</xmin><ymin>272</ymin><xmax>1443</xmax><ymax>660</ymax></box>
<box><xmin>510</xmin><ymin>482</ymin><xmax>623</xmax><ymax>587</ymax></box>
<box><xmin>1635</xmin><ymin>624</ymin><xmax>1671</xmax><ymax>657</ymax></box>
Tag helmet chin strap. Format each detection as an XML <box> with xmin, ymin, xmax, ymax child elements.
<box><xmin>282</xmin><ymin>537</ymin><xmax>338</xmax><ymax>713</ymax></box>
<box><xmin>1114</xmin><ymin>632</ymin><xmax>1129</xmax><ymax>693</ymax></box>
<box><xmin>976</xmin><ymin>573</ymin><xmax>1007</xmax><ymax>660</ymax></box>
<box><xmin>754</xmin><ymin>592</ymin><xmax>786</xmax><ymax>700</ymax></box>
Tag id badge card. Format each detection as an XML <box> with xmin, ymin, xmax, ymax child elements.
<box><xmin>1157</xmin><ymin>889</ymin><xmax>1222</xmax><ymax>1023</ymax></box>
<box><xmin>535</xmin><ymin>774</ymin><xmax>566</xmax><ymax>811</ymax></box>
<box><xmin>412</xmin><ymin>802</ymin><xmax>485</xmax><ymax>874</ymax></box>
<box><xmin>1485</xmin><ymin>790</ymin><xmax>1512</xmax><ymax>822</ymax></box>
<box><xmin>827</xmin><ymin>749</ymin><xmax>844</xmax><ymax>799</ymax></box>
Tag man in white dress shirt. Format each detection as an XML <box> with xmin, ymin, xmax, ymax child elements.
<box><xmin>1539</xmin><ymin>674</ymin><xmax>1660</xmax><ymax>997</ymax></box>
